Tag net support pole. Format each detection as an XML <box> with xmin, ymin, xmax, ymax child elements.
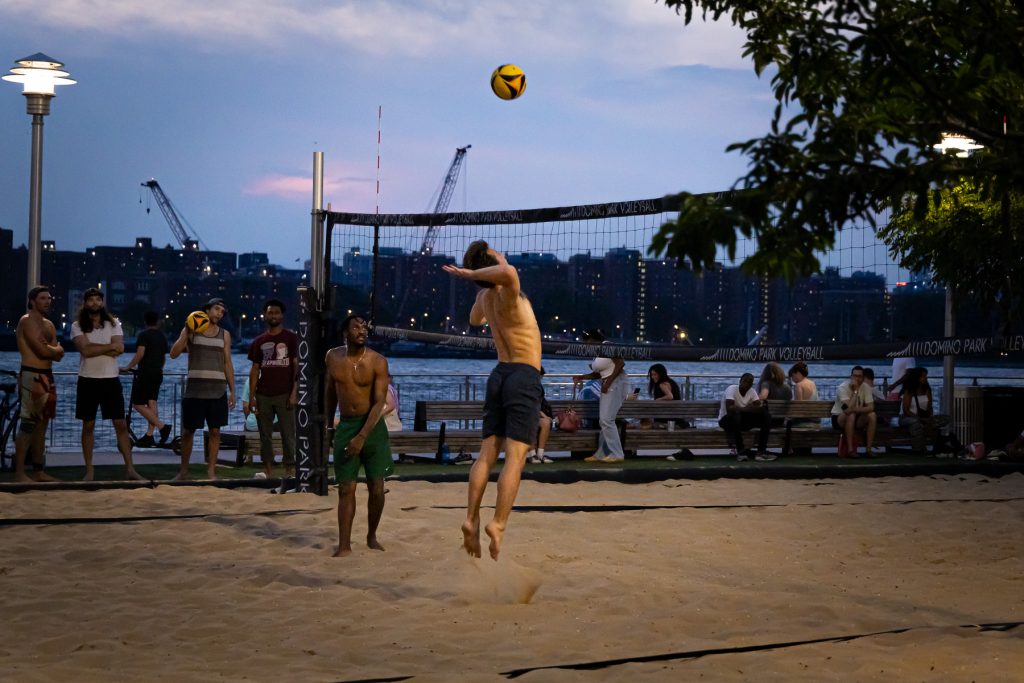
<box><xmin>370</xmin><ymin>224</ymin><xmax>380</xmax><ymax>323</ymax></box>
<box><xmin>310</xmin><ymin>152</ymin><xmax>325</xmax><ymax>295</ymax></box>
<box><xmin>943</xmin><ymin>286</ymin><xmax>956</xmax><ymax>414</ymax></box>
<box><xmin>296</xmin><ymin>152</ymin><xmax>328</xmax><ymax>496</ymax></box>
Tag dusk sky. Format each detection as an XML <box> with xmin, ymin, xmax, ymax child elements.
<box><xmin>0</xmin><ymin>1</ymin><xmax>785</xmax><ymax>269</ymax></box>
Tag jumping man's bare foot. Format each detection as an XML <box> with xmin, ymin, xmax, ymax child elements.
<box><xmin>367</xmin><ymin>536</ymin><xmax>385</xmax><ymax>551</ymax></box>
<box><xmin>332</xmin><ymin>546</ymin><xmax>352</xmax><ymax>558</ymax></box>
<box><xmin>484</xmin><ymin>520</ymin><xmax>505</xmax><ymax>561</ymax></box>
<box><xmin>462</xmin><ymin>518</ymin><xmax>481</xmax><ymax>558</ymax></box>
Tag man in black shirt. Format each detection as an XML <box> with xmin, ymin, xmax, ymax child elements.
<box><xmin>122</xmin><ymin>311</ymin><xmax>171</xmax><ymax>446</ymax></box>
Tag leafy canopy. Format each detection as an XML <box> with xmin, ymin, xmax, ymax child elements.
<box><xmin>880</xmin><ymin>181</ymin><xmax>1024</xmax><ymax>322</ymax></box>
<box><xmin>651</xmin><ymin>0</ymin><xmax>1024</xmax><ymax>283</ymax></box>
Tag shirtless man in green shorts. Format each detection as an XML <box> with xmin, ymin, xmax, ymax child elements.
<box><xmin>444</xmin><ymin>241</ymin><xmax>543</xmax><ymax>561</ymax></box>
<box><xmin>324</xmin><ymin>314</ymin><xmax>392</xmax><ymax>557</ymax></box>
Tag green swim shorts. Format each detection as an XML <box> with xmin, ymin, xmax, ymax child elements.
<box><xmin>333</xmin><ymin>415</ymin><xmax>393</xmax><ymax>483</ymax></box>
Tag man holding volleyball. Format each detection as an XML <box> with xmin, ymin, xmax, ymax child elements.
<box><xmin>443</xmin><ymin>241</ymin><xmax>543</xmax><ymax>561</ymax></box>
<box><xmin>170</xmin><ymin>298</ymin><xmax>236</xmax><ymax>480</ymax></box>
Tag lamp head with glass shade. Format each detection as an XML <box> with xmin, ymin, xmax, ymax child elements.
<box><xmin>3</xmin><ymin>53</ymin><xmax>75</xmax><ymax>114</ymax></box>
<box><xmin>933</xmin><ymin>133</ymin><xmax>984</xmax><ymax>158</ymax></box>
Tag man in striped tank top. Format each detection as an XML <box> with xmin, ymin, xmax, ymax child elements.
<box><xmin>170</xmin><ymin>298</ymin><xmax>236</xmax><ymax>480</ymax></box>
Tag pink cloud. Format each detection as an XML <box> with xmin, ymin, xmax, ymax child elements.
<box><xmin>243</xmin><ymin>174</ymin><xmax>367</xmax><ymax>202</ymax></box>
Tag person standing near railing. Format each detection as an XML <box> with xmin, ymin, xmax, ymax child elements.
<box><xmin>13</xmin><ymin>285</ymin><xmax>64</xmax><ymax>483</ymax></box>
<box><xmin>170</xmin><ymin>298</ymin><xmax>236</xmax><ymax>480</ymax></box>
<box><xmin>246</xmin><ymin>298</ymin><xmax>298</xmax><ymax>479</ymax></box>
<box><xmin>71</xmin><ymin>288</ymin><xmax>144</xmax><ymax>482</ymax></box>
<box><xmin>573</xmin><ymin>329</ymin><xmax>628</xmax><ymax>464</ymax></box>
<box><xmin>121</xmin><ymin>311</ymin><xmax>171</xmax><ymax>447</ymax></box>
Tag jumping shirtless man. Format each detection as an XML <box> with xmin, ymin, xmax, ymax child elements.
<box><xmin>14</xmin><ymin>286</ymin><xmax>64</xmax><ymax>483</ymax></box>
<box><xmin>444</xmin><ymin>241</ymin><xmax>543</xmax><ymax>561</ymax></box>
<box><xmin>324</xmin><ymin>315</ymin><xmax>392</xmax><ymax>557</ymax></box>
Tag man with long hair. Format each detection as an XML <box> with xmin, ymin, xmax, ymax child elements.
<box><xmin>444</xmin><ymin>240</ymin><xmax>543</xmax><ymax>561</ymax></box>
<box><xmin>13</xmin><ymin>286</ymin><xmax>64</xmax><ymax>482</ymax></box>
<box><xmin>71</xmin><ymin>288</ymin><xmax>144</xmax><ymax>481</ymax></box>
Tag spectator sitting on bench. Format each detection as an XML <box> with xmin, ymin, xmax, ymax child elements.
<box><xmin>831</xmin><ymin>365</ymin><xmax>877</xmax><ymax>458</ymax></box>
<box><xmin>758</xmin><ymin>362</ymin><xmax>792</xmax><ymax>402</ymax></box>
<box><xmin>783</xmin><ymin>361</ymin><xmax>820</xmax><ymax>456</ymax></box>
<box><xmin>758</xmin><ymin>362</ymin><xmax>792</xmax><ymax>430</ymax></box>
<box><xmin>383</xmin><ymin>375</ymin><xmax>403</xmax><ymax>432</ymax></box>
<box><xmin>647</xmin><ymin>363</ymin><xmax>682</xmax><ymax>429</ymax></box>
<box><xmin>864</xmin><ymin>368</ymin><xmax>886</xmax><ymax>402</ymax></box>
<box><xmin>528</xmin><ymin>367</ymin><xmax>554</xmax><ymax>464</ymax></box>
<box><xmin>788</xmin><ymin>362</ymin><xmax>818</xmax><ymax>401</ymax></box>
<box><xmin>899</xmin><ymin>367</ymin><xmax>962</xmax><ymax>455</ymax></box>
<box><xmin>718</xmin><ymin>373</ymin><xmax>775</xmax><ymax>462</ymax></box>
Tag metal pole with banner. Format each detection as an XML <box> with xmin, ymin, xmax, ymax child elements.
<box><xmin>295</xmin><ymin>152</ymin><xmax>328</xmax><ymax>495</ymax></box>
<box><xmin>296</xmin><ymin>285</ymin><xmax>327</xmax><ymax>494</ymax></box>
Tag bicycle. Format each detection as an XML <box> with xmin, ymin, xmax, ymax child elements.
<box><xmin>0</xmin><ymin>369</ymin><xmax>21</xmax><ymax>471</ymax></box>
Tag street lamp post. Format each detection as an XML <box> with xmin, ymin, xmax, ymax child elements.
<box><xmin>932</xmin><ymin>132</ymin><xmax>984</xmax><ymax>413</ymax></box>
<box><xmin>3</xmin><ymin>53</ymin><xmax>75</xmax><ymax>296</ymax></box>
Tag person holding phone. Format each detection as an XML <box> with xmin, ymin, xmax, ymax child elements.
<box><xmin>647</xmin><ymin>363</ymin><xmax>681</xmax><ymax>430</ymax></box>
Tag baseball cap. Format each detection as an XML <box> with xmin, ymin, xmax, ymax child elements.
<box><xmin>203</xmin><ymin>297</ymin><xmax>227</xmax><ymax>311</ymax></box>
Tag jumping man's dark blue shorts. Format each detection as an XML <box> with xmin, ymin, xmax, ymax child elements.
<box><xmin>482</xmin><ymin>363</ymin><xmax>543</xmax><ymax>445</ymax></box>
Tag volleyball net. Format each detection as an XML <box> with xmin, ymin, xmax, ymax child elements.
<box><xmin>323</xmin><ymin>192</ymin><xmax>1021</xmax><ymax>360</ymax></box>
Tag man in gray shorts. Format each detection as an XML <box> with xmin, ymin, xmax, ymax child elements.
<box><xmin>444</xmin><ymin>241</ymin><xmax>543</xmax><ymax>561</ymax></box>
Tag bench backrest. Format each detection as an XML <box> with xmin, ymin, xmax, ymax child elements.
<box><xmin>414</xmin><ymin>398</ymin><xmax>901</xmax><ymax>430</ymax></box>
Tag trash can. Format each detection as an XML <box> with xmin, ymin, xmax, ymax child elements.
<box><xmin>953</xmin><ymin>385</ymin><xmax>983</xmax><ymax>446</ymax></box>
<box><xmin>982</xmin><ymin>386</ymin><xmax>1024</xmax><ymax>451</ymax></box>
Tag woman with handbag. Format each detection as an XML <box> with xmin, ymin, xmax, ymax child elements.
<box><xmin>572</xmin><ymin>329</ymin><xmax>628</xmax><ymax>463</ymax></box>
<box><xmin>899</xmin><ymin>367</ymin><xmax>961</xmax><ymax>455</ymax></box>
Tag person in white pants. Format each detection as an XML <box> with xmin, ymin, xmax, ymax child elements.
<box><xmin>573</xmin><ymin>329</ymin><xmax>628</xmax><ymax>463</ymax></box>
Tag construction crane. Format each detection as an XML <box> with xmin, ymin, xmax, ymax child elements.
<box><xmin>419</xmin><ymin>144</ymin><xmax>470</xmax><ymax>255</ymax></box>
<box><xmin>141</xmin><ymin>179</ymin><xmax>207</xmax><ymax>250</ymax></box>
<box><xmin>395</xmin><ymin>145</ymin><xmax>470</xmax><ymax>324</ymax></box>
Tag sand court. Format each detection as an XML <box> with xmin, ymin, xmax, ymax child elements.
<box><xmin>1</xmin><ymin>474</ymin><xmax>1022</xmax><ymax>681</ymax></box>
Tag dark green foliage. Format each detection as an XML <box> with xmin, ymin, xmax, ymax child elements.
<box><xmin>652</xmin><ymin>0</ymin><xmax>1024</xmax><ymax>317</ymax></box>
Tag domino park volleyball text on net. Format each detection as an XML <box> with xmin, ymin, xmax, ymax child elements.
<box><xmin>490</xmin><ymin>64</ymin><xmax>526</xmax><ymax>100</ymax></box>
<box><xmin>186</xmin><ymin>310</ymin><xmax>211</xmax><ymax>334</ymax></box>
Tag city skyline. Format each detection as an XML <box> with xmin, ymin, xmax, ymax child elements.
<box><xmin>2</xmin><ymin>227</ymin><xmax>967</xmax><ymax>347</ymax></box>
<box><xmin>1</xmin><ymin>1</ymin><xmax>772</xmax><ymax>270</ymax></box>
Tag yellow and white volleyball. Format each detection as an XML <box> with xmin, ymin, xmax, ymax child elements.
<box><xmin>185</xmin><ymin>310</ymin><xmax>211</xmax><ymax>334</ymax></box>
<box><xmin>490</xmin><ymin>64</ymin><xmax>526</xmax><ymax>100</ymax></box>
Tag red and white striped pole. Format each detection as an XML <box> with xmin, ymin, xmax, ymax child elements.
<box><xmin>376</xmin><ymin>105</ymin><xmax>382</xmax><ymax>215</ymax></box>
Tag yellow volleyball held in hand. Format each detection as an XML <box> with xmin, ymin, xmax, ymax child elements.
<box><xmin>490</xmin><ymin>64</ymin><xmax>526</xmax><ymax>100</ymax></box>
<box><xmin>186</xmin><ymin>310</ymin><xmax>211</xmax><ymax>334</ymax></box>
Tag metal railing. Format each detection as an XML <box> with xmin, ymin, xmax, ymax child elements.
<box><xmin>37</xmin><ymin>370</ymin><xmax>1024</xmax><ymax>450</ymax></box>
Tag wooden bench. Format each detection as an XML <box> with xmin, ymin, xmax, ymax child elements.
<box><xmin>411</xmin><ymin>399</ymin><xmax>911</xmax><ymax>457</ymax></box>
<box><xmin>211</xmin><ymin>399</ymin><xmax>911</xmax><ymax>464</ymax></box>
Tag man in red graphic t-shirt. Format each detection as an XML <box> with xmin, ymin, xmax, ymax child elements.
<box><xmin>246</xmin><ymin>299</ymin><xmax>299</xmax><ymax>478</ymax></box>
